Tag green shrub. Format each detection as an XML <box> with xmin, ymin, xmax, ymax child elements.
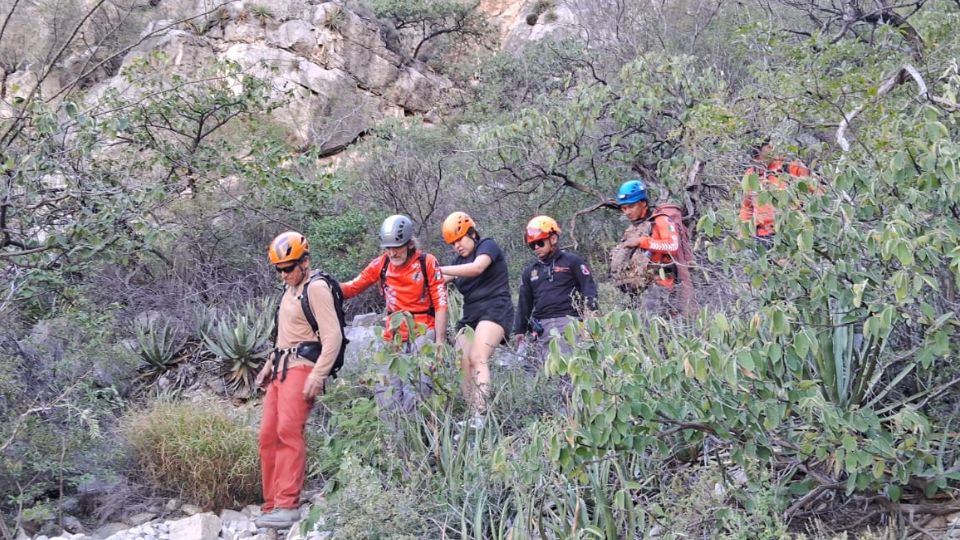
<box><xmin>0</xmin><ymin>307</ymin><xmax>132</xmax><ymax>528</ymax></box>
<box><xmin>306</xmin><ymin>210</ymin><xmax>381</xmax><ymax>282</ymax></box>
<box><xmin>249</xmin><ymin>4</ymin><xmax>273</xmax><ymax>23</ymax></box>
<box><xmin>307</xmin><ymin>383</ymin><xmax>385</xmax><ymax>482</ymax></box>
<box><xmin>201</xmin><ymin>299</ymin><xmax>273</xmax><ymax>396</ymax></box>
<box><xmin>133</xmin><ymin>317</ymin><xmax>187</xmax><ymax>381</ymax></box>
<box><xmin>306</xmin><ymin>454</ymin><xmax>429</xmax><ymax>539</ymax></box>
<box><xmin>123</xmin><ymin>400</ymin><xmax>260</xmax><ymax>509</ymax></box>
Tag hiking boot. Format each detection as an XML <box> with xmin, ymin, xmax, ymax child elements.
<box><xmin>468</xmin><ymin>413</ymin><xmax>485</xmax><ymax>430</ymax></box>
<box><xmin>454</xmin><ymin>414</ymin><xmax>485</xmax><ymax>440</ymax></box>
<box><xmin>255</xmin><ymin>508</ymin><xmax>300</xmax><ymax>529</ymax></box>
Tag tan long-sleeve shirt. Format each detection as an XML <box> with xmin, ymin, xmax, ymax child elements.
<box><xmin>275</xmin><ymin>278</ymin><xmax>342</xmax><ymax>378</ymax></box>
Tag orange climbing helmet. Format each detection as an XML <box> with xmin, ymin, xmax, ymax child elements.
<box><xmin>268</xmin><ymin>231</ymin><xmax>309</xmax><ymax>265</ymax></box>
<box><xmin>525</xmin><ymin>215</ymin><xmax>560</xmax><ymax>243</ymax></box>
<box><xmin>441</xmin><ymin>211</ymin><xmax>477</xmax><ymax>244</ymax></box>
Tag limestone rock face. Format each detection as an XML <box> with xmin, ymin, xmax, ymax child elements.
<box><xmin>4</xmin><ymin>0</ymin><xmax>449</xmax><ymax>157</ymax></box>
<box><xmin>478</xmin><ymin>0</ymin><xmax>579</xmax><ymax>48</ymax></box>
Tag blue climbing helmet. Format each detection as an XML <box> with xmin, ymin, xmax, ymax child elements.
<box><xmin>617</xmin><ymin>179</ymin><xmax>648</xmax><ymax>205</ymax></box>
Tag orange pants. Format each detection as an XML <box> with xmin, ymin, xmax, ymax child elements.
<box><xmin>259</xmin><ymin>365</ymin><xmax>313</xmax><ymax>511</ymax></box>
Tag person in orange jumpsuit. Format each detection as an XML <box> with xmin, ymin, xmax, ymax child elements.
<box><xmin>255</xmin><ymin>231</ymin><xmax>342</xmax><ymax>529</ymax></box>
<box><xmin>340</xmin><ymin>214</ymin><xmax>448</xmax><ymax>414</ymax></box>
<box><xmin>615</xmin><ymin>179</ymin><xmax>695</xmax><ymax>316</ymax></box>
<box><xmin>739</xmin><ymin>139</ymin><xmax>811</xmax><ymax>246</ymax></box>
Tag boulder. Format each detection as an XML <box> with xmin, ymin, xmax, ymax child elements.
<box><xmin>124</xmin><ymin>511</ymin><xmax>156</xmax><ymax>526</ymax></box>
<box><xmin>350</xmin><ymin>313</ymin><xmax>381</xmax><ymax>327</ymax></box>
<box><xmin>167</xmin><ymin>512</ymin><xmax>222</xmax><ymax>540</ymax></box>
<box><xmin>385</xmin><ymin>66</ymin><xmax>449</xmax><ymax>113</ymax></box>
<box><xmin>220</xmin><ymin>508</ymin><xmax>257</xmax><ymax>539</ymax></box>
<box><xmin>180</xmin><ymin>503</ymin><xmax>204</xmax><ymax>515</ymax></box>
<box><xmin>4</xmin><ymin>69</ymin><xmax>61</xmax><ymax>102</ymax></box>
<box><xmin>48</xmin><ymin>533</ymin><xmax>90</xmax><ymax>540</ymax></box>
<box><xmin>223</xmin><ymin>19</ymin><xmax>268</xmax><ymax>42</ymax></box>
<box><xmin>220</xmin><ymin>508</ymin><xmax>253</xmax><ymax>526</ymax></box>
<box><xmin>242</xmin><ymin>504</ymin><xmax>263</xmax><ymax>517</ymax></box>
<box><xmin>91</xmin><ymin>522</ymin><xmax>128</xmax><ymax>539</ymax></box>
<box><xmin>61</xmin><ymin>515</ymin><xmax>85</xmax><ymax>534</ymax></box>
<box><xmin>311</xmin><ymin>5</ymin><xmax>402</xmax><ymax>90</ymax></box>
<box><xmin>344</xmin><ymin>325</ymin><xmax>378</xmax><ymax>363</ymax></box>
<box><xmin>126</xmin><ymin>29</ymin><xmax>214</xmax><ymax>73</ymax></box>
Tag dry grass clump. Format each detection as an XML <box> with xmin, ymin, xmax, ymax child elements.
<box><xmin>123</xmin><ymin>400</ymin><xmax>260</xmax><ymax>509</ymax></box>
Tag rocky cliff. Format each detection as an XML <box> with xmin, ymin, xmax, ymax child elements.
<box><xmin>1</xmin><ymin>0</ymin><xmax>580</xmax><ymax>159</ymax></box>
<box><xmin>2</xmin><ymin>0</ymin><xmax>452</xmax><ymax>156</ymax></box>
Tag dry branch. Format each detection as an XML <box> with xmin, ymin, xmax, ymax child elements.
<box><xmin>836</xmin><ymin>64</ymin><xmax>928</xmax><ymax>152</ymax></box>
<box><xmin>568</xmin><ymin>200</ymin><xmax>618</xmax><ymax>250</ymax></box>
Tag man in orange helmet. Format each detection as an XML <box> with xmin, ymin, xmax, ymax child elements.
<box><xmin>739</xmin><ymin>139</ymin><xmax>812</xmax><ymax>246</ymax></box>
<box><xmin>513</xmin><ymin>215</ymin><xmax>598</xmax><ymax>367</ymax></box>
<box><xmin>255</xmin><ymin>231</ymin><xmax>343</xmax><ymax>529</ymax></box>
<box><xmin>340</xmin><ymin>215</ymin><xmax>448</xmax><ymax>414</ymax></box>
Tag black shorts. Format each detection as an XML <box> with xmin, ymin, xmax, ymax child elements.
<box><xmin>457</xmin><ymin>297</ymin><xmax>514</xmax><ymax>335</ymax></box>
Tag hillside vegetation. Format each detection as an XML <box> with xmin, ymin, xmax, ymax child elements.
<box><xmin>1</xmin><ymin>0</ymin><xmax>959</xmax><ymax>538</ymax></box>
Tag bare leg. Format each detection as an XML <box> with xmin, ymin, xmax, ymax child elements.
<box><xmin>455</xmin><ymin>329</ymin><xmax>473</xmax><ymax>410</ymax></box>
<box><xmin>465</xmin><ymin>321</ymin><xmax>504</xmax><ymax>414</ymax></box>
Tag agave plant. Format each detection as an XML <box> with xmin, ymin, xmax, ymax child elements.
<box><xmin>202</xmin><ymin>299</ymin><xmax>274</xmax><ymax>396</ymax></box>
<box><xmin>134</xmin><ymin>317</ymin><xmax>188</xmax><ymax>381</ymax></box>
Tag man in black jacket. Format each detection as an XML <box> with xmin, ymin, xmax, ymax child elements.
<box><xmin>512</xmin><ymin>215</ymin><xmax>599</xmax><ymax>368</ymax></box>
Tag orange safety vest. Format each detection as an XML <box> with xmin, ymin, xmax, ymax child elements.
<box><xmin>739</xmin><ymin>159</ymin><xmax>810</xmax><ymax>237</ymax></box>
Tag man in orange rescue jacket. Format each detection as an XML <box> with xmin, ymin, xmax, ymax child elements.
<box><xmin>340</xmin><ymin>214</ymin><xmax>448</xmax><ymax>413</ymax></box>
<box><xmin>615</xmin><ymin>179</ymin><xmax>696</xmax><ymax>316</ymax></box>
<box><xmin>739</xmin><ymin>139</ymin><xmax>811</xmax><ymax>245</ymax></box>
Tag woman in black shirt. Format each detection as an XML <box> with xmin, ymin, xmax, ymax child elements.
<box><xmin>439</xmin><ymin>211</ymin><xmax>514</xmax><ymax>426</ymax></box>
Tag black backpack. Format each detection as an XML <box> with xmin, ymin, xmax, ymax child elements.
<box><xmin>270</xmin><ymin>270</ymin><xmax>350</xmax><ymax>380</ymax></box>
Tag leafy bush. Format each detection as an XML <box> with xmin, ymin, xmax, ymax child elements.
<box><xmin>550</xmin><ymin>311</ymin><xmax>957</xmax><ymax>513</ymax></box>
<box><xmin>123</xmin><ymin>401</ymin><xmax>260</xmax><ymax>509</ymax></box>
<box><xmin>307</xmin><ymin>383</ymin><xmax>385</xmax><ymax>482</ymax></box>
<box><xmin>0</xmin><ymin>307</ymin><xmax>133</xmax><ymax>529</ymax></box>
<box><xmin>307</xmin><ymin>454</ymin><xmax>429</xmax><ymax>539</ymax></box>
<box><xmin>306</xmin><ymin>210</ymin><xmax>382</xmax><ymax>285</ymax></box>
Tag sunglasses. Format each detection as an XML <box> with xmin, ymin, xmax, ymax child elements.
<box><xmin>275</xmin><ymin>263</ymin><xmax>298</xmax><ymax>274</ymax></box>
<box><xmin>528</xmin><ymin>239</ymin><xmax>546</xmax><ymax>249</ymax></box>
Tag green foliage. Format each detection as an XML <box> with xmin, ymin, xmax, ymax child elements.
<box><xmin>449</xmin><ymin>36</ymin><xmax>591</xmax><ymax>120</ymax></box>
<box><xmin>365</xmin><ymin>0</ymin><xmax>493</xmax><ymax>65</ymax></box>
<box><xmin>1</xmin><ymin>55</ymin><xmax>279</xmax><ymax>313</ymax></box>
<box><xmin>134</xmin><ymin>317</ymin><xmax>187</xmax><ymax>381</ymax></box>
<box><xmin>0</xmin><ymin>308</ymin><xmax>131</xmax><ymax>526</ymax></box>
<box><xmin>548</xmin><ymin>311</ymin><xmax>957</xmax><ymax>505</ymax></box>
<box><xmin>123</xmin><ymin>400</ymin><xmax>260</xmax><ymax>509</ymax></box>
<box><xmin>307</xmin><ymin>383</ymin><xmax>385</xmax><ymax>481</ymax></box>
<box><xmin>201</xmin><ymin>299</ymin><xmax>273</xmax><ymax>396</ymax></box>
<box><xmin>308</xmin><ymin>454</ymin><xmax>429</xmax><ymax>539</ymax></box>
<box><xmin>249</xmin><ymin>4</ymin><xmax>274</xmax><ymax>23</ymax></box>
<box><xmin>473</xmin><ymin>52</ymin><xmax>736</xmax><ymax>267</ymax></box>
<box><xmin>3</xmin><ymin>0</ymin><xmax>960</xmax><ymax>534</ymax></box>
<box><xmin>306</xmin><ymin>211</ymin><xmax>381</xmax><ymax>280</ymax></box>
